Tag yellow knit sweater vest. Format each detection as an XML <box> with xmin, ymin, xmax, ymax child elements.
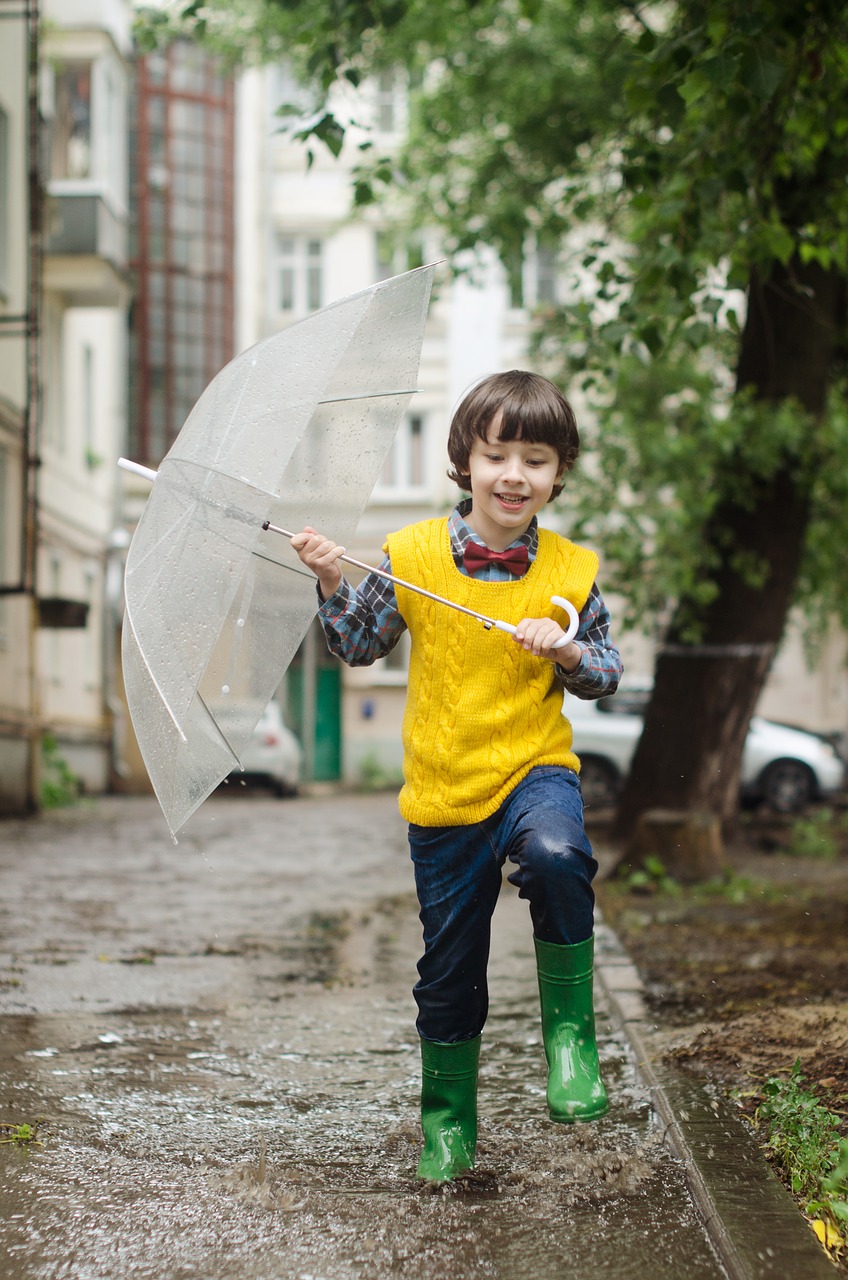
<box><xmin>386</xmin><ymin>518</ymin><xmax>599</xmax><ymax>827</ymax></box>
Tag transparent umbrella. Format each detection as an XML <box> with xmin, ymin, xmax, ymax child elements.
<box><xmin>121</xmin><ymin>265</ymin><xmax>436</xmax><ymax>838</ymax></box>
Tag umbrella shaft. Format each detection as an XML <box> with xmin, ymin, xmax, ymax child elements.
<box><xmin>263</xmin><ymin>521</ymin><xmax>502</xmax><ymax>632</ymax></box>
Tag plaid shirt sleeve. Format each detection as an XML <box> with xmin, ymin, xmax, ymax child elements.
<box><xmin>555</xmin><ymin>583</ymin><xmax>623</xmax><ymax>699</ymax></box>
<box><xmin>316</xmin><ymin>556</ymin><xmax>405</xmax><ymax>666</ymax></box>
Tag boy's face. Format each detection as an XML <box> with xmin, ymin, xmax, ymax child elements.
<box><xmin>465</xmin><ymin>413</ymin><xmax>563</xmax><ymax>550</ymax></box>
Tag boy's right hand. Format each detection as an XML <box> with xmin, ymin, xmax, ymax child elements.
<box><xmin>290</xmin><ymin>526</ymin><xmax>346</xmax><ymax>599</ymax></box>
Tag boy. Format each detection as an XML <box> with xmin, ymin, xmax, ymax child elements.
<box><xmin>292</xmin><ymin>370</ymin><xmax>622</xmax><ymax>1183</ymax></box>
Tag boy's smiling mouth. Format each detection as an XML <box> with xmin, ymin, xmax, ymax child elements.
<box><xmin>496</xmin><ymin>493</ymin><xmax>528</xmax><ymax>508</ymax></box>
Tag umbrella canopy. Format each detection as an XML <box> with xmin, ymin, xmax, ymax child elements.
<box><xmin>122</xmin><ymin>265</ymin><xmax>436</xmax><ymax>837</ymax></box>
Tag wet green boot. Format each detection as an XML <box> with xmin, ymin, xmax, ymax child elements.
<box><xmin>535</xmin><ymin>935</ymin><xmax>609</xmax><ymax>1123</ymax></box>
<box><xmin>417</xmin><ymin>1035</ymin><xmax>480</xmax><ymax>1182</ymax></box>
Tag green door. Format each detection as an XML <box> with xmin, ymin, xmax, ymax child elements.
<box><xmin>286</xmin><ymin>625</ymin><xmax>342</xmax><ymax>782</ymax></box>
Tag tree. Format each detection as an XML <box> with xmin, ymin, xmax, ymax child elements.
<box><xmin>151</xmin><ymin>0</ymin><xmax>848</xmax><ymax>853</ymax></box>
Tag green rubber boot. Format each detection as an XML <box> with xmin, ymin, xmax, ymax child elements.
<box><xmin>417</xmin><ymin>1035</ymin><xmax>481</xmax><ymax>1182</ymax></box>
<box><xmin>535</xmin><ymin>935</ymin><xmax>609</xmax><ymax>1123</ymax></box>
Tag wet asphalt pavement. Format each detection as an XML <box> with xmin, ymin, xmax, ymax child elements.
<box><xmin>0</xmin><ymin>792</ymin><xmax>834</xmax><ymax>1279</ymax></box>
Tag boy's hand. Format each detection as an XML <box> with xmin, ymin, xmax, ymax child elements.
<box><xmin>290</xmin><ymin>526</ymin><xmax>346</xmax><ymax>599</ymax></box>
<box><xmin>513</xmin><ymin>617</ymin><xmax>581</xmax><ymax>670</ymax></box>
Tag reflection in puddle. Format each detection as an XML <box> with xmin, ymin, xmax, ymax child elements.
<box><xmin>0</xmin><ymin>993</ymin><xmax>725</xmax><ymax>1280</ymax></box>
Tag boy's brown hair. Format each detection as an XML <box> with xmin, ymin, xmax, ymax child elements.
<box><xmin>446</xmin><ymin>370</ymin><xmax>579</xmax><ymax>500</ymax></box>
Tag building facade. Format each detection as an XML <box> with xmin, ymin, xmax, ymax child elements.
<box><xmin>0</xmin><ymin>0</ymin><xmax>37</xmax><ymax>811</ymax></box>
<box><xmin>0</xmin><ymin>0</ymin><xmax>134</xmax><ymax>812</ymax></box>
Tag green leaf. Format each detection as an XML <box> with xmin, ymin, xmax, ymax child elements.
<box><xmin>743</xmin><ymin>48</ymin><xmax>785</xmax><ymax>100</ymax></box>
<box><xmin>678</xmin><ymin>70</ymin><xmax>711</xmax><ymax>107</ymax></box>
<box><xmin>639</xmin><ymin>323</ymin><xmax>663</xmax><ymax>356</ymax></box>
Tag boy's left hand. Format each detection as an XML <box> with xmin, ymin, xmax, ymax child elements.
<box><xmin>513</xmin><ymin>617</ymin><xmax>581</xmax><ymax>670</ymax></box>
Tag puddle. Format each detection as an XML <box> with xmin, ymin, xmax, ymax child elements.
<box><xmin>0</xmin><ymin>795</ymin><xmax>729</xmax><ymax>1279</ymax></box>
<box><xmin>0</xmin><ymin>994</ymin><xmax>726</xmax><ymax>1279</ymax></box>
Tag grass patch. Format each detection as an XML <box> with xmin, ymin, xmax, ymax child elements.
<box><xmin>750</xmin><ymin>1060</ymin><xmax>848</xmax><ymax>1258</ymax></box>
<box><xmin>785</xmin><ymin>808</ymin><xmax>848</xmax><ymax>861</ymax></box>
<box><xmin>605</xmin><ymin>859</ymin><xmax>777</xmax><ymax>906</ymax></box>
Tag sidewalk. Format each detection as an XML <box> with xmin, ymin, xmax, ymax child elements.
<box><xmin>0</xmin><ymin>792</ymin><xmax>834</xmax><ymax>1280</ymax></box>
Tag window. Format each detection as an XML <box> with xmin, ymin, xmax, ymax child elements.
<box><xmin>375</xmin><ymin>70</ymin><xmax>399</xmax><ymax>133</ymax></box>
<box><xmin>51</xmin><ymin>62</ymin><xmax>92</xmax><ymax>180</ymax></box>
<box><xmin>274</xmin><ymin>234</ymin><xmax>323</xmax><ymax>314</ymax></box>
<box><xmin>41</xmin><ymin>302</ymin><xmax>64</xmax><ymax>452</ymax></box>
<box><xmin>375</xmin><ymin>230</ymin><xmax>425</xmax><ymax>282</ymax></box>
<box><xmin>375</xmin><ymin>413</ymin><xmax>427</xmax><ymax>497</ymax></box>
<box><xmin>508</xmin><ymin>241</ymin><xmax>562</xmax><ymax>311</ymax></box>
<box><xmin>128</xmin><ymin>41</ymin><xmax>235</xmax><ymax>462</ymax></box>
<box><xmin>270</xmin><ymin>63</ymin><xmax>315</xmax><ymax>117</ymax></box>
<box><xmin>535</xmin><ymin>245</ymin><xmax>559</xmax><ymax>306</ymax></box>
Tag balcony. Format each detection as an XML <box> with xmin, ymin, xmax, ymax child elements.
<box><xmin>43</xmin><ymin>191</ymin><xmax>130</xmax><ymax>307</ymax></box>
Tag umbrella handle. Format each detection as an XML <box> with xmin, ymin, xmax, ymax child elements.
<box><xmin>490</xmin><ymin>596</ymin><xmax>580</xmax><ymax>649</ymax></box>
<box><xmin>118</xmin><ymin>457</ymin><xmax>158</xmax><ymax>482</ymax></box>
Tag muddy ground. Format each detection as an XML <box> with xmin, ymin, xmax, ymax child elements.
<box><xmin>594</xmin><ymin>805</ymin><xmax>848</xmax><ymax>1269</ymax></box>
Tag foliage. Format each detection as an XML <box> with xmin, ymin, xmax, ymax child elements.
<box><xmin>40</xmin><ymin>735</ymin><xmax>80</xmax><ymax>810</ymax></box>
<box><xmin>785</xmin><ymin>807</ymin><xmax>848</xmax><ymax>860</ymax></box>
<box><xmin>617</xmin><ymin>852</ymin><xmax>681</xmax><ymax>896</ymax></box>
<box><xmin>356</xmin><ymin>751</ymin><xmax>404</xmax><ymax>792</ymax></box>
<box><xmin>754</xmin><ymin>1059</ymin><xmax>848</xmax><ymax>1249</ymax></box>
<box><xmin>607</xmin><ymin>861</ymin><xmax>777</xmax><ymax>904</ymax></box>
<box><xmin>149</xmin><ymin>0</ymin><xmax>848</xmax><ymax>644</ymax></box>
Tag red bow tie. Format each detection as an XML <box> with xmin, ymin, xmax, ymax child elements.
<box><xmin>463</xmin><ymin>541</ymin><xmax>529</xmax><ymax>576</ymax></box>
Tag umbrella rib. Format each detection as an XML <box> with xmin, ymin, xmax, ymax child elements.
<box><xmin>197</xmin><ymin>690</ymin><xmax>241</xmax><ymax>766</ymax></box>
<box><xmin>123</xmin><ymin>597</ymin><xmax>189</xmax><ymax>744</ymax></box>
<box><xmin>317</xmin><ymin>389</ymin><xmax>418</xmax><ymax>404</ymax></box>
<box><xmin>250</xmin><ymin>548</ymin><xmax>314</xmax><ymax>579</ymax></box>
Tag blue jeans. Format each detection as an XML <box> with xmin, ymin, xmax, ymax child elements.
<box><xmin>408</xmin><ymin>766</ymin><xmax>598</xmax><ymax>1043</ymax></box>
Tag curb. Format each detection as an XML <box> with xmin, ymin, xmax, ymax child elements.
<box><xmin>594</xmin><ymin>917</ymin><xmax>836</xmax><ymax>1280</ymax></box>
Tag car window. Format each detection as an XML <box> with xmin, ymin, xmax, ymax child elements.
<box><xmin>597</xmin><ymin>691</ymin><xmax>650</xmax><ymax>716</ymax></box>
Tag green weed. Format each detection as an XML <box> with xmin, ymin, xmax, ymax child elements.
<box><xmin>356</xmin><ymin>752</ymin><xmax>403</xmax><ymax>792</ymax></box>
<box><xmin>0</xmin><ymin>1118</ymin><xmax>43</xmax><ymax>1147</ymax></box>
<box><xmin>754</xmin><ymin>1060</ymin><xmax>848</xmax><ymax>1243</ymax></box>
<box><xmin>691</xmin><ymin>870</ymin><xmax>779</xmax><ymax>905</ymax></box>
<box><xmin>619</xmin><ymin>854</ymin><xmax>681</xmax><ymax>896</ymax></box>
<box><xmin>785</xmin><ymin>808</ymin><xmax>848</xmax><ymax>861</ymax></box>
<box><xmin>40</xmin><ymin>734</ymin><xmax>80</xmax><ymax>809</ymax></box>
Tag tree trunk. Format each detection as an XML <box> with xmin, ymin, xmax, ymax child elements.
<box><xmin>612</xmin><ymin>258</ymin><xmax>844</xmax><ymax>853</ymax></box>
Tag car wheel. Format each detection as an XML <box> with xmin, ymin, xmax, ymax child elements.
<box><xmin>577</xmin><ymin>756</ymin><xmax>621</xmax><ymax>810</ymax></box>
<box><xmin>758</xmin><ymin>759</ymin><xmax>816</xmax><ymax>813</ymax></box>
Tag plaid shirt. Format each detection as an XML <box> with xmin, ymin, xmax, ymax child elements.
<box><xmin>318</xmin><ymin>500</ymin><xmax>622</xmax><ymax>698</ymax></box>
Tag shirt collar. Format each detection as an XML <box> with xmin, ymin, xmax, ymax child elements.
<box><xmin>449</xmin><ymin>498</ymin><xmax>538</xmax><ymax>563</ymax></box>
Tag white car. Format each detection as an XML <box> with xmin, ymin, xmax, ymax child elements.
<box><xmin>565</xmin><ymin>687</ymin><xmax>846</xmax><ymax>813</ymax></box>
<box><xmin>228</xmin><ymin>701</ymin><xmax>302</xmax><ymax>797</ymax></box>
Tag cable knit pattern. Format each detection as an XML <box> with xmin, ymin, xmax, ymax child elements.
<box><xmin>386</xmin><ymin>519</ymin><xmax>599</xmax><ymax>827</ymax></box>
